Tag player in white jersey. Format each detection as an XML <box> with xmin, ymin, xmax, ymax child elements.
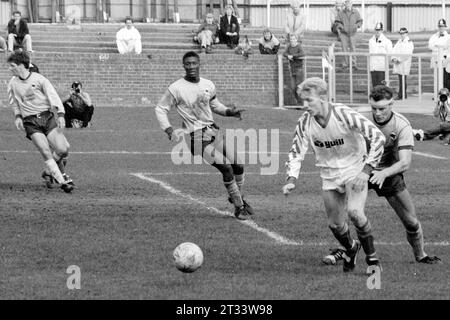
<box><xmin>282</xmin><ymin>77</ymin><xmax>385</xmax><ymax>272</ymax></box>
<box><xmin>324</xmin><ymin>85</ymin><xmax>441</xmax><ymax>265</ymax></box>
<box><xmin>7</xmin><ymin>51</ymin><xmax>74</xmax><ymax>193</ymax></box>
<box><xmin>155</xmin><ymin>51</ymin><xmax>253</xmax><ymax>220</ymax></box>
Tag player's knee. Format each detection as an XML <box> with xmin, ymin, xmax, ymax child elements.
<box><xmin>348</xmin><ymin>209</ymin><xmax>366</xmax><ymax>226</ymax></box>
<box><xmin>328</xmin><ymin>222</ymin><xmax>345</xmax><ymax>233</ymax></box>
<box><xmin>404</xmin><ymin>219</ymin><xmax>419</xmax><ymax>232</ymax></box>
<box><xmin>214</xmin><ymin>164</ymin><xmax>234</xmax><ymax>182</ymax></box>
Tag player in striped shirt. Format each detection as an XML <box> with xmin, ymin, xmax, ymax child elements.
<box><xmin>155</xmin><ymin>51</ymin><xmax>253</xmax><ymax>220</ymax></box>
<box><xmin>7</xmin><ymin>51</ymin><xmax>74</xmax><ymax>193</ymax></box>
<box><xmin>324</xmin><ymin>85</ymin><xmax>441</xmax><ymax>265</ymax></box>
<box><xmin>282</xmin><ymin>77</ymin><xmax>385</xmax><ymax>272</ymax></box>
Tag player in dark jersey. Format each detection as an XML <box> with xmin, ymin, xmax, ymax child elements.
<box><xmin>323</xmin><ymin>85</ymin><xmax>441</xmax><ymax>265</ymax></box>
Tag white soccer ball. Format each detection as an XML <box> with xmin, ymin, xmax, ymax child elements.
<box><xmin>173</xmin><ymin>242</ymin><xmax>204</xmax><ymax>273</ymax></box>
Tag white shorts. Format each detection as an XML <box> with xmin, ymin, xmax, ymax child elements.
<box><xmin>321</xmin><ymin>162</ymin><xmax>364</xmax><ymax>193</ymax></box>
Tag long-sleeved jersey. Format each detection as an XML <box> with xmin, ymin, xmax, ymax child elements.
<box><xmin>7</xmin><ymin>72</ymin><xmax>64</xmax><ymax>118</ymax></box>
<box><xmin>155</xmin><ymin>77</ymin><xmax>228</xmax><ymax>133</ymax></box>
<box><xmin>286</xmin><ymin>103</ymin><xmax>386</xmax><ymax>180</ymax></box>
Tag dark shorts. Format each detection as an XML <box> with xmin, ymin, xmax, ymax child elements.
<box><xmin>23</xmin><ymin>110</ymin><xmax>58</xmax><ymax>140</ymax></box>
<box><xmin>189</xmin><ymin>123</ymin><xmax>219</xmax><ymax>156</ymax></box>
<box><xmin>368</xmin><ymin>173</ymin><xmax>407</xmax><ymax>197</ymax></box>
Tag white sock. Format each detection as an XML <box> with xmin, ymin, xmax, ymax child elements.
<box><xmin>45</xmin><ymin>159</ymin><xmax>65</xmax><ymax>184</ymax></box>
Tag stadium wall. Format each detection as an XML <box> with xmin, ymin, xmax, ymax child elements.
<box><xmin>0</xmin><ymin>53</ymin><xmax>279</xmax><ymax>108</ymax></box>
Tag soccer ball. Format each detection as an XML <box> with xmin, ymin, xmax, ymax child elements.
<box><xmin>173</xmin><ymin>242</ymin><xmax>204</xmax><ymax>273</ymax></box>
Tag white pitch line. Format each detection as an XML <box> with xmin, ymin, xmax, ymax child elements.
<box><xmin>131</xmin><ymin>172</ymin><xmax>300</xmax><ymax>246</ymax></box>
<box><xmin>131</xmin><ymin>172</ymin><xmax>450</xmax><ymax>247</ymax></box>
<box><xmin>412</xmin><ymin>151</ymin><xmax>448</xmax><ymax>160</ymax></box>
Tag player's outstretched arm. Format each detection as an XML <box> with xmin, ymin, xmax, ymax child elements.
<box><xmin>283</xmin><ymin>115</ymin><xmax>310</xmax><ymax>196</ymax></box>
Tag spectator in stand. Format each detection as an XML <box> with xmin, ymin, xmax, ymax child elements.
<box><xmin>258</xmin><ymin>28</ymin><xmax>280</xmax><ymax>55</ymax></box>
<box><xmin>235</xmin><ymin>35</ymin><xmax>252</xmax><ymax>59</ymax></box>
<box><xmin>283</xmin><ymin>34</ymin><xmax>306</xmax><ymax>103</ymax></box>
<box><xmin>223</xmin><ymin>0</ymin><xmax>241</xmax><ymax>24</ymax></box>
<box><xmin>369</xmin><ymin>22</ymin><xmax>392</xmax><ymax>88</ymax></box>
<box><xmin>334</xmin><ymin>0</ymin><xmax>362</xmax><ymax>71</ymax></box>
<box><xmin>116</xmin><ymin>17</ymin><xmax>142</xmax><ymax>55</ymax></box>
<box><xmin>428</xmin><ymin>19</ymin><xmax>450</xmax><ymax>91</ymax></box>
<box><xmin>284</xmin><ymin>0</ymin><xmax>306</xmax><ymax>42</ymax></box>
<box><xmin>7</xmin><ymin>11</ymin><xmax>32</xmax><ymax>53</ymax></box>
<box><xmin>219</xmin><ymin>5</ymin><xmax>240</xmax><ymax>49</ymax></box>
<box><xmin>330</xmin><ymin>0</ymin><xmax>343</xmax><ymax>37</ymax></box>
<box><xmin>194</xmin><ymin>13</ymin><xmax>219</xmax><ymax>54</ymax></box>
<box><xmin>391</xmin><ymin>27</ymin><xmax>414</xmax><ymax>100</ymax></box>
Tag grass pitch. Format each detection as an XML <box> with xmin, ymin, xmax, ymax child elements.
<box><xmin>0</xmin><ymin>106</ymin><xmax>449</xmax><ymax>299</ymax></box>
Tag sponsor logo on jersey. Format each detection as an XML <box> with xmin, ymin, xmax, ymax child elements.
<box><xmin>313</xmin><ymin>138</ymin><xmax>345</xmax><ymax>148</ymax></box>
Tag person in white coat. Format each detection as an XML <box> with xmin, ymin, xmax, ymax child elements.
<box><xmin>392</xmin><ymin>27</ymin><xmax>414</xmax><ymax>100</ymax></box>
<box><xmin>428</xmin><ymin>19</ymin><xmax>450</xmax><ymax>91</ymax></box>
<box><xmin>116</xmin><ymin>17</ymin><xmax>142</xmax><ymax>55</ymax></box>
<box><xmin>369</xmin><ymin>22</ymin><xmax>392</xmax><ymax>88</ymax></box>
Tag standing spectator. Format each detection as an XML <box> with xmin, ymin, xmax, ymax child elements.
<box><xmin>428</xmin><ymin>19</ymin><xmax>450</xmax><ymax>91</ymax></box>
<box><xmin>194</xmin><ymin>13</ymin><xmax>219</xmax><ymax>54</ymax></box>
<box><xmin>7</xmin><ymin>11</ymin><xmax>32</xmax><ymax>53</ymax></box>
<box><xmin>219</xmin><ymin>5</ymin><xmax>240</xmax><ymax>49</ymax></box>
<box><xmin>335</xmin><ymin>0</ymin><xmax>362</xmax><ymax>71</ymax></box>
<box><xmin>284</xmin><ymin>0</ymin><xmax>306</xmax><ymax>41</ymax></box>
<box><xmin>369</xmin><ymin>22</ymin><xmax>392</xmax><ymax>88</ymax></box>
<box><xmin>116</xmin><ymin>17</ymin><xmax>142</xmax><ymax>55</ymax></box>
<box><xmin>62</xmin><ymin>81</ymin><xmax>95</xmax><ymax>128</ymax></box>
<box><xmin>283</xmin><ymin>34</ymin><xmax>306</xmax><ymax>103</ymax></box>
<box><xmin>330</xmin><ymin>1</ymin><xmax>343</xmax><ymax>37</ymax></box>
<box><xmin>258</xmin><ymin>28</ymin><xmax>280</xmax><ymax>55</ymax></box>
<box><xmin>392</xmin><ymin>27</ymin><xmax>414</xmax><ymax>100</ymax></box>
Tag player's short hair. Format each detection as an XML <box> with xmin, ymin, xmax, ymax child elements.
<box><xmin>297</xmin><ymin>77</ymin><xmax>328</xmax><ymax>97</ymax></box>
<box><xmin>370</xmin><ymin>85</ymin><xmax>394</xmax><ymax>102</ymax></box>
<box><xmin>12</xmin><ymin>10</ymin><xmax>21</xmax><ymax>16</ymax></box>
<box><xmin>182</xmin><ymin>51</ymin><xmax>200</xmax><ymax>63</ymax></box>
<box><xmin>125</xmin><ymin>16</ymin><xmax>133</xmax><ymax>23</ymax></box>
<box><xmin>7</xmin><ymin>51</ymin><xmax>31</xmax><ymax>69</ymax></box>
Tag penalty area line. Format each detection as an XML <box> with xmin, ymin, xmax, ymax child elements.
<box><xmin>130</xmin><ymin>172</ymin><xmax>300</xmax><ymax>246</ymax></box>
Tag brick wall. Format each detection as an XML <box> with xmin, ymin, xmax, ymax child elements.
<box><xmin>0</xmin><ymin>52</ymin><xmax>279</xmax><ymax>109</ymax></box>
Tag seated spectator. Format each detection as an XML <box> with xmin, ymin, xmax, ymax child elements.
<box><xmin>223</xmin><ymin>0</ymin><xmax>241</xmax><ymax>24</ymax></box>
<box><xmin>7</xmin><ymin>11</ymin><xmax>32</xmax><ymax>53</ymax></box>
<box><xmin>63</xmin><ymin>81</ymin><xmax>95</xmax><ymax>128</ymax></box>
<box><xmin>414</xmin><ymin>88</ymin><xmax>450</xmax><ymax>144</ymax></box>
<box><xmin>219</xmin><ymin>5</ymin><xmax>240</xmax><ymax>49</ymax></box>
<box><xmin>259</xmin><ymin>28</ymin><xmax>280</xmax><ymax>54</ymax></box>
<box><xmin>284</xmin><ymin>1</ymin><xmax>306</xmax><ymax>42</ymax></box>
<box><xmin>0</xmin><ymin>35</ymin><xmax>6</xmax><ymax>52</ymax></box>
<box><xmin>235</xmin><ymin>35</ymin><xmax>252</xmax><ymax>59</ymax></box>
<box><xmin>116</xmin><ymin>17</ymin><xmax>142</xmax><ymax>55</ymax></box>
<box><xmin>194</xmin><ymin>13</ymin><xmax>219</xmax><ymax>54</ymax></box>
<box><xmin>283</xmin><ymin>34</ymin><xmax>305</xmax><ymax>103</ymax></box>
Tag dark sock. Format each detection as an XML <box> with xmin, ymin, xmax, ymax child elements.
<box><xmin>329</xmin><ymin>223</ymin><xmax>355</xmax><ymax>251</ymax></box>
<box><xmin>355</xmin><ymin>220</ymin><xmax>376</xmax><ymax>257</ymax></box>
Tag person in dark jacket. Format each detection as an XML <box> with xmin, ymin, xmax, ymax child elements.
<box><xmin>258</xmin><ymin>28</ymin><xmax>280</xmax><ymax>54</ymax></box>
<box><xmin>283</xmin><ymin>34</ymin><xmax>306</xmax><ymax>103</ymax></box>
<box><xmin>7</xmin><ymin>11</ymin><xmax>32</xmax><ymax>53</ymax></box>
<box><xmin>219</xmin><ymin>5</ymin><xmax>240</xmax><ymax>48</ymax></box>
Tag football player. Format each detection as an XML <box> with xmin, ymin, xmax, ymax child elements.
<box><xmin>7</xmin><ymin>51</ymin><xmax>74</xmax><ymax>193</ymax></box>
<box><xmin>324</xmin><ymin>85</ymin><xmax>441</xmax><ymax>265</ymax></box>
<box><xmin>283</xmin><ymin>77</ymin><xmax>385</xmax><ymax>272</ymax></box>
<box><xmin>155</xmin><ymin>51</ymin><xmax>253</xmax><ymax>220</ymax></box>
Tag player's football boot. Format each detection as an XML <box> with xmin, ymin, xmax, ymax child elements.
<box><xmin>365</xmin><ymin>256</ymin><xmax>382</xmax><ymax>273</ymax></box>
<box><xmin>63</xmin><ymin>173</ymin><xmax>74</xmax><ymax>186</ymax></box>
<box><xmin>61</xmin><ymin>182</ymin><xmax>74</xmax><ymax>193</ymax></box>
<box><xmin>342</xmin><ymin>241</ymin><xmax>361</xmax><ymax>272</ymax></box>
<box><xmin>412</xmin><ymin>129</ymin><xmax>424</xmax><ymax>141</ymax></box>
<box><xmin>234</xmin><ymin>205</ymin><xmax>250</xmax><ymax>220</ymax></box>
<box><xmin>41</xmin><ymin>171</ymin><xmax>55</xmax><ymax>189</ymax></box>
<box><xmin>228</xmin><ymin>197</ymin><xmax>254</xmax><ymax>216</ymax></box>
<box><xmin>322</xmin><ymin>248</ymin><xmax>346</xmax><ymax>265</ymax></box>
<box><xmin>417</xmin><ymin>255</ymin><xmax>442</xmax><ymax>264</ymax></box>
